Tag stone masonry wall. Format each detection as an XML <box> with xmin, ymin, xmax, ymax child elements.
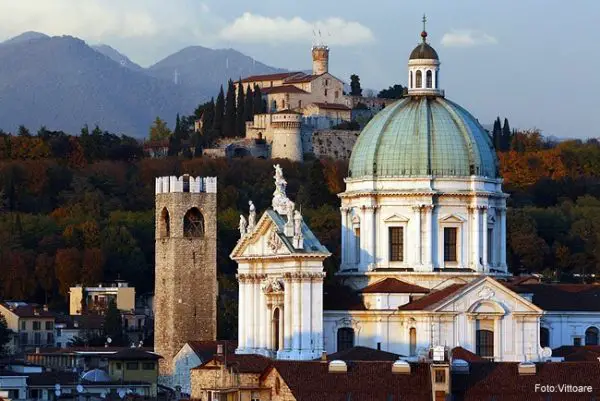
<box><xmin>311</xmin><ymin>130</ymin><xmax>360</xmax><ymax>160</ymax></box>
<box><xmin>155</xmin><ymin>191</ymin><xmax>217</xmax><ymax>375</ymax></box>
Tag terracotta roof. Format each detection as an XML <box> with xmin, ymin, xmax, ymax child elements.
<box><xmin>564</xmin><ymin>349</ymin><xmax>600</xmax><ymax>362</ymax></box>
<box><xmin>240</xmin><ymin>72</ymin><xmax>302</xmax><ymax>83</ymax></box>
<box><xmin>1</xmin><ymin>303</ymin><xmax>54</xmax><ymax>318</ymax></box>
<box><xmin>273</xmin><ymin>109</ymin><xmax>303</xmax><ymax>115</ymax></box>
<box><xmin>450</xmin><ymin>346</ymin><xmax>486</xmax><ymax>363</ymax></box>
<box><xmin>107</xmin><ymin>348</ymin><xmax>162</xmax><ymax>361</ymax></box>
<box><xmin>552</xmin><ymin>345</ymin><xmax>600</xmax><ymax>358</ymax></box>
<box><xmin>325</xmin><ymin>346</ymin><xmax>402</xmax><ymax>361</ymax></box>
<box><xmin>506</xmin><ymin>283</ymin><xmax>600</xmax><ymax>311</ymax></box>
<box><xmin>361</xmin><ymin>278</ymin><xmax>429</xmax><ymax>294</ymax></box>
<box><xmin>507</xmin><ymin>275</ymin><xmax>542</xmax><ymax>285</ymax></box>
<box><xmin>283</xmin><ymin>74</ymin><xmax>318</xmax><ymax>84</ymax></box>
<box><xmin>196</xmin><ymin>354</ymin><xmax>271</xmax><ymax>374</ymax></box>
<box><xmin>309</xmin><ymin>102</ymin><xmax>351</xmax><ymax>111</ymax></box>
<box><xmin>261</xmin><ymin>85</ymin><xmax>308</xmax><ymax>95</ymax></box>
<box><xmin>187</xmin><ymin>341</ymin><xmax>236</xmax><ymax>361</ymax></box>
<box><xmin>272</xmin><ymin>361</ymin><xmax>432</xmax><ymax>401</ymax></box>
<box><xmin>398</xmin><ymin>284</ymin><xmax>466</xmax><ymax>311</ymax></box>
<box><xmin>452</xmin><ymin>362</ymin><xmax>600</xmax><ymax>400</ymax></box>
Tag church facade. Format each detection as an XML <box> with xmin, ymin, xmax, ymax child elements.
<box><xmin>230</xmin><ymin>26</ymin><xmax>600</xmax><ymax>364</ymax></box>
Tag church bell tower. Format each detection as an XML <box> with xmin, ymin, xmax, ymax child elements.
<box><xmin>154</xmin><ymin>175</ymin><xmax>218</xmax><ymax>376</ymax></box>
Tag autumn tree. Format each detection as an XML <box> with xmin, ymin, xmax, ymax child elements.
<box><xmin>81</xmin><ymin>248</ymin><xmax>105</xmax><ymax>285</ymax></box>
<box><xmin>55</xmin><ymin>248</ymin><xmax>81</xmax><ymax>297</ymax></box>
<box><xmin>149</xmin><ymin>117</ymin><xmax>171</xmax><ymax>142</ymax></box>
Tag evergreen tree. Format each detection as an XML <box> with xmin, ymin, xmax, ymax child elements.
<box><xmin>236</xmin><ymin>80</ymin><xmax>246</xmax><ymax>137</ymax></box>
<box><xmin>253</xmin><ymin>85</ymin><xmax>264</xmax><ymax>114</ymax></box>
<box><xmin>169</xmin><ymin>113</ymin><xmax>182</xmax><ymax>156</ymax></box>
<box><xmin>244</xmin><ymin>85</ymin><xmax>254</xmax><ymax>122</ymax></box>
<box><xmin>104</xmin><ymin>299</ymin><xmax>124</xmax><ymax>345</ymax></box>
<box><xmin>213</xmin><ymin>86</ymin><xmax>225</xmax><ymax>138</ymax></box>
<box><xmin>0</xmin><ymin>314</ymin><xmax>10</xmax><ymax>356</ymax></box>
<box><xmin>17</xmin><ymin>125</ymin><xmax>31</xmax><ymax>137</ymax></box>
<box><xmin>149</xmin><ymin>117</ymin><xmax>171</xmax><ymax>141</ymax></box>
<box><xmin>223</xmin><ymin>79</ymin><xmax>237</xmax><ymax>137</ymax></box>
<box><xmin>350</xmin><ymin>74</ymin><xmax>362</xmax><ymax>96</ymax></box>
<box><xmin>502</xmin><ymin>118</ymin><xmax>511</xmax><ymax>151</ymax></box>
<box><xmin>492</xmin><ymin>117</ymin><xmax>502</xmax><ymax>151</ymax></box>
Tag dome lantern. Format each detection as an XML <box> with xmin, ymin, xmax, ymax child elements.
<box><xmin>407</xmin><ymin>15</ymin><xmax>443</xmax><ymax>97</ymax></box>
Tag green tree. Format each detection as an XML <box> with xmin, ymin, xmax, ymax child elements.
<box><xmin>213</xmin><ymin>86</ymin><xmax>225</xmax><ymax>138</ymax></box>
<box><xmin>149</xmin><ymin>117</ymin><xmax>171</xmax><ymax>142</ymax></box>
<box><xmin>253</xmin><ymin>85</ymin><xmax>264</xmax><ymax>114</ymax></box>
<box><xmin>18</xmin><ymin>125</ymin><xmax>31</xmax><ymax>137</ymax></box>
<box><xmin>236</xmin><ymin>80</ymin><xmax>246</xmax><ymax>137</ymax></box>
<box><xmin>223</xmin><ymin>79</ymin><xmax>237</xmax><ymax>137</ymax></box>
<box><xmin>0</xmin><ymin>314</ymin><xmax>11</xmax><ymax>356</ymax></box>
<box><xmin>104</xmin><ymin>299</ymin><xmax>124</xmax><ymax>345</ymax></box>
<box><xmin>492</xmin><ymin>117</ymin><xmax>502</xmax><ymax>151</ymax></box>
<box><xmin>244</xmin><ymin>85</ymin><xmax>254</xmax><ymax>122</ymax></box>
<box><xmin>350</xmin><ymin>74</ymin><xmax>362</xmax><ymax>96</ymax></box>
<box><xmin>502</xmin><ymin>118</ymin><xmax>512</xmax><ymax>151</ymax></box>
<box><xmin>377</xmin><ymin>84</ymin><xmax>404</xmax><ymax>99</ymax></box>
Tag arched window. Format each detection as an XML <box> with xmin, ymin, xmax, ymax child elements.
<box><xmin>273</xmin><ymin>308</ymin><xmax>281</xmax><ymax>351</ymax></box>
<box><xmin>540</xmin><ymin>327</ymin><xmax>550</xmax><ymax>348</ymax></box>
<box><xmin>410</xmin><ymin>71</ymin><xmax>413</xmax><ymax>88</ymax></box>
<box><xmin>426</xmin><ymin>70</ymin><xmax>433</xmax><ymax>88</ymax></box>
<box><xmin>409</xmin><ymin>327</ymin><xmax>417</xmax><ymax>356</ymax></box>
<box><xmin>160</xmin><ymin>207</ymin><xmax>170</xmax><ymax>238</ymax></box>
<box><xmin>282</xmin><ymin>99</ymin><xmax>286</xmax><ymax>109</ymax></box>
<box><xmin>476</xmin><ymin>330</ymin><xmax>494</xmax><ymax>359</ymax></box>
<box><xmin>271</xmin><ymin>99</ymin><xmax>277</xmax><ymax>112</ymax></box>
<box><xmin>337</xmin><ymin>328</ymin><xmax>354</xmax><ymax>352</ymax></box>
<box><xmin>586</xmin><ymin>327</ymin><xmax>599</xmax><ymax>345</ymax></box>
<box><xmin>415</xmin><ymin>70</ymin><xmax>422</xmax><ymax>88</ymax></box>
<box><xmin>183</xmin><ymin>208</ymin><xmax>205</xmax><ymax>238</ymax></box>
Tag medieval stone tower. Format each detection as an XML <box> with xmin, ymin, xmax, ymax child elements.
<box><xmin>270</xmin><ymin>111</ymin><xmax>303</xmax><ymax>162</ymax></box>
<box><xmin>154</xmin><ymin>175</ymin><xmax>217</xmax><ymax>376</ymax></box>
<box><xmin>312</xmin><ymin>45</ymin><xmax>329</xmax><ymax>75</ymax></box>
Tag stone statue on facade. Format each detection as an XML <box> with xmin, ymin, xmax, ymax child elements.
<box><xmin>272</xmin><ymin>164</ymin><xmax>291</xmax><ymax>215</ymax></box>
<box><xmin>239</xmin><ymin>215</ymin><xmax>247</xmax><ymax>237</ymax></box>
<box><xmin>248</xmin><ymin>200</ymin><xmax>256</xmax><ymax>230</ymax></box>
<box><xmin>294</xmin><ymin>210</ymin><xmax>303</xmax><ymax>236</ymax></box>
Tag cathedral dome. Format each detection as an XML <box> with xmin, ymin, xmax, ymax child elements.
<box><xmin>348</xmin><ymin>96</ymin><xmax>499</xmax><ymax>179</ymax></box>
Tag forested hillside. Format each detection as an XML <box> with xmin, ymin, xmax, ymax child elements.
<box><xmin>1</xmin><ymin>127</ymin><xmax>600</xmax><ymax>338</ymax></box>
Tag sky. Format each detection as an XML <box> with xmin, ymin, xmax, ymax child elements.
<box><xmin>0</xmin><ymin>0</ymin><xmax>597</xmax><ymax>139</ymax></box>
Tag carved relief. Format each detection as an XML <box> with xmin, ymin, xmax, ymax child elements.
<box><xmin>478</xmin><ymin>287</ymin><xmax>495</xmax><ymax>300</ymax></box>
<box><xmin>267</xmin><ymin>230</ymin><xmax>283</xmax><ymax>253</ymax></box>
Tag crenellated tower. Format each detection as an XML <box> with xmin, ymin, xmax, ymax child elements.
<box><xmin>154</xmin><ymin>175</ymin><xmax>217</xmax><ymax>376</ymax></box>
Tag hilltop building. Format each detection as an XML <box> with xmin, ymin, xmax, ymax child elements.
<box><xmin>229</xmin><ymin>23</ymin><xmax>600</xmax><ymax>364</ymax></box>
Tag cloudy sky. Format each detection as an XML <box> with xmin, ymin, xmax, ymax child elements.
<box><xmin>0</xmin><ymin>0</ymin><xmax>596</xmax><ymax>139</ymax></box>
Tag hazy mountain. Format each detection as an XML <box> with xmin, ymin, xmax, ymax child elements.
<box><xmin>0</xmin><ymin>33</ymin><xmax>287</xmax><ymax>137</ymax></box>
<box><xmin>0</xmin><ymin>35</ymin><xmax>201</xmax><ymax>137</ymax></box>
<box><xmin>92</xmin><ymin>44</ymin><xmax>143</xmax><ymax>71</ymax></box>
<box><xmin>147</xmin><ymin>45</ymin><xmax>287</xmax><ymax>94</ymax></box>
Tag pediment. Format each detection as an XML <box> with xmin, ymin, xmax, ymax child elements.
<box><xmin>384</xmin><ymin>213</ymin><xmax>410</xmax><ymax>223</ymax></box>
<box><xmin>439</xmin><ymin>214</ymin><xmax>466</xmax><ymax>223</ymax></box>
<box><xmin>230</xmin><ymin>213</ymin><xmax>292</xmax><ymax>259</ymax></box>
<box><xmin>434</xmin><ymin>277</ymin><xmax>543</xmax><ymax>314</ymax></box>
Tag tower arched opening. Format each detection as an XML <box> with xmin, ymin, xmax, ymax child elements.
<box><xmin>183</xmin><ymin>208</ymin><xmax>205</xmax><ymax>238</ymax></box>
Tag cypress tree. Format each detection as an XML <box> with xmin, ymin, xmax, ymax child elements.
<box><xmin>213</xmin><ymin>86</ymin><xmax>225</xmax><ymax>138</ymax></box>
<box><xmin>244</xmin><ymin>85</ymin><xmax>254</xmax><ymax>122</ymax></box>
<box><xmin>502</xmin><ymin>118</ymin><xmax>511</xmax><ymax>151</ymax></box>
<box><xmin>491</xmin><ymin>117</ymin><xmax>502</xmax><ymax>151</ymax></box>
<box><xmin>169</xmin><ymin>113</ymin><xmax>182</xmax><ymax>156</ymax></box>
<box><xmin>236</xmin><ymin>80</ymin><xmax>245</xmax><ymax>137</ymax></box>
<box><xmin>253</xmin><ymin>85</ymin><xmax>264</xmax><ymax>114</ymax></box>
<box><xmin>223</xmin><ymin>79</ymin><xmax>236</xmax><ymax>137</ymax></box>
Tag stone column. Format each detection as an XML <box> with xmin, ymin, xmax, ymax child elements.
<box><xmin>284</xmin><ymin>275</ymin><xmax>292</xmax><ymax>351</ymax></box>
<box><xmin>300</xmin><ymin>273</ymin><xmax>312</xmax><ymax>354</ymax></box>
<box><xmin>278</xmin><ymin>306</ymin><xmax>284</xmax><ymax>352</ymax></box>
<box><xmin>237</xmin><ymin>275</ymin><xmax>246</xmax><ymax>351</ymax></box>
<box><xmin>254</xmin><ymin>276</ymin><xmax>260</xmax><ymax>351</ymax></box>
<box><xmin>340</xmin><ymin>207</ymin><xmax>349</xmax><ymax>269</ymax></box>
<box><xmin>422</xmin><ymin>205</ymin><xmax>433</xmax><ymax>269</ymax></box>
<box><xmin>412</xmin><ymin>205</ymin><xmax>422</xmax><ymax>265</ymax></box>
<box><xmin>500</xmin><ymin>207</ymin><xmax>507</xmax><ymax>270</ymax></box>
<box><xmin>368</xmin><ymin>206</ymin><xmax>377</xmax><ymax>268</ymax></box>
<box><xmin>291</xmin><ymin>274</ymin><xmax>301</xmax><ymax>355</ymax></box>
<box><xmin>247</xmin><ymin>275</ymin><xmax>255</xmax><ymax>350</ymax></box>
<box><xmin>258</xmin><ymin>275</ymin><xmax>266</xmax><ymax>351</ymax></box>
<box><xmin>482</xmin><ymin>207</ymin><xmax>488</xmax><ymax>273</ymax></box>
<box><xmin>471</xmin><ymin>206</ymin><xmax>480</xmax><ymax>271</ymax></box>
<box><xmin>266</xmin><ymin>302</ymin><xmax>272</xmax><ymax>352</ymax></box>
<box><xmin>313</xmin><ymin>273</ymin><xmax>324</xmax><ymax>353</ymax></box>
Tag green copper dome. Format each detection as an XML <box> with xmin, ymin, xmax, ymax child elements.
<box><xmin>348</xmin><ymin>96</ymin><xmax>499</xmax><ymax>179</ymax></box>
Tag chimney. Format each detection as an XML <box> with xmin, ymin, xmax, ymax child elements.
<box><xmin>35</xmin><ymin>347</ymin><xmax>40</xmax><ymax>354</ymax></box>
<box><xmin>216</xmin><ymin>344</ymin><xmax>224</xmax><ymax>356</ymax></box>
<box><xmin>43</xmin><ymin>305</ymin><xmax>49</xmax><ymax>312</ymax></box>
<box><xmin>321</xmin><ymin>351</ymin><xmax>327</xmax><ymax>362</ymax></box>
<box><xmin>328</xmin><ymin>360</ymin><xmax>347</xmax><ymax>373</ymax></box>
<box><xmin>518</xmin><ymin>362</ymin><xmax>536</xmax><ymax>375</ymax></box>
<box><xmin>392</xmin><ymin>360</ymin><xmax>411</xmax><ymax>375</ymax></box>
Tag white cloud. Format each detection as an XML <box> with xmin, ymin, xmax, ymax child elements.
<box><xmin>220</xmin><ymin>12</ymin><xmax>374</xmax><ymax>46</ymax></box>
<box><xmin>441</xmin><ymin>29</ymin><xmax>498</xmax><ymax>47</ymax></box>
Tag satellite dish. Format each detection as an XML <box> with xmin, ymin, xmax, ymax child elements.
<box><xmin>106</xmin><ymin>337</ymin><xmax>112</xmax><ymax>344</ymax></box>
<box><xmin>542</xmin><ymin>347</ymin><xmax>553</xmax><ymax>358</ymax></box>
<box><xmin>54</xmin><ymin>390</ymin><xmax>61</xmax><ymax>397</ymax></box>
<box><xmin>76</xmin><ymin>384</ymin><xmax>84</xmax><ymax>393</ymax></box>
<box><xmin>118</xmin><ymin>389</ymin><xmax>126</xmax><ymax>398</ymax></box>
<box><xmin>101</xmin><ymin>392</ymin><xmax>107</xmax><ymax>399</ymax></box>
<box><xmin>127</xmin><ymin>389</ymin><xmax>133</xmax><ymax>394</ymax></box>
<box><xmin>55</xmin><ymin>384</ymin><xmax>61</xmax><ymax>390</ymax></box>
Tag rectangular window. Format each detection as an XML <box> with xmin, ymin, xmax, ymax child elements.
<box><xmin>46</xmin><ymin>332</ymin><xmax>54</xmax><ymax>345</ymax></box>
<box><xmin>34</xmin><ymin>332</ymin><xmax>41</xmax><ymax>345</ymax></box>
<box><xmin>335</xmin><ymin>91</ymin><xmax>339</xmax><ymax>99</ymax></box>
<box><xmin>20</xmin><ymin>321</ymin><xmax>26</xmax><ymax>330</ymax></box>
<box><xmin>574</xmin><ymin>337</ymin><xmax>582</xmax><ymax>346</ymax></box>
<box><xmin>142</xmin><ymin>362</ymin><xmax>155</xmax><ymax>370</ymax></box>
<box><xmin>20</xmin><ymin>332</ymin><xmax>28</xmax><ymax>346</ymax></box>
<box><xmin>116</xmin><ymin>363</ymin><xmax>122</xmax><ymax>370</ymax></box>
<box><xmin>126</xmin><ymin>362</ymin><xmax>139</xmax><ymax>370</ymax></box>
<box><xmin>354</xmin><ymin>227</ymin><xmax>361</xmax><ymax>264</ymax></box>
<box><xmin>435</xmin><ymin>369</ymin><xmax>446</xmax><ymax>383</ymax></box>
<box><xmin>443</xmin><ymin>227</ymin><xmax>458</xmax><ymax>262</ymax></box>
<box><xmin>33</xmin><ymin>321</ymin><xmax>41</xmax><ymax>331</ymax></box>
<box><xmin>324</xmin><ymin>89</ymin><xmax>328</xmax><ymax>96</ymax></box>
<box><xmin>389</xmin><ymin>227</ymin><xmax>404</xmax><ymax>262</ymax></box>
<box><xmin>45</xmin><ymin>321</ymin><xmax>53</xmax><ymax>330</ymax></box>
<box><xmin>56</xmin><ymin>328</ymin><xmax>62</xmax><ymax>337</ymax></box>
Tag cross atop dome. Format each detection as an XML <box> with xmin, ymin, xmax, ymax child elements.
<box><xmin>407</xmin><ymin>15</ymin><xmax>443</xmax><ymax>96</ymax></box>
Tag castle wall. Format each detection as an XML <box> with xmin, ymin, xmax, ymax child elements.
<box><xmin>154</xmin><ymin>176</ymin><xmax>218</xmax><ymax>376</ymax></box>
<box><xmin>311</xmin><ymin>130</ymin><xmax>360</xmax><ymax>160</ymax></box>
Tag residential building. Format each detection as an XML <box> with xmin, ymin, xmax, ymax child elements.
<box><xmin>69</xmin><ymin>281</ymin><xmax>135</xmax><ymax>316</ymax></box>
<box><xmin>0</xmin><ymin>303</ymin><xmax>55</xmax><ymax>354</ymax></box>
<box><xmin>106</xmin><ymin>348</ymin><xmax>162</xmax><ymax>397</ymax></box>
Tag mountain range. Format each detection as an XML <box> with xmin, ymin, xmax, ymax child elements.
<box><xmin>0</xmin><ymin>32</ymin><xmax>286</xmax><ymax>137</ymax></box>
